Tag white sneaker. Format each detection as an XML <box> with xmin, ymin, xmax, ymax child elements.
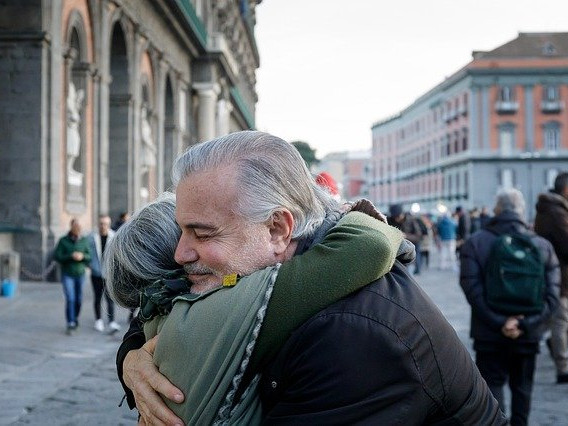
<box><xmin>109</xmin><ymin>321</ymin><xmax>121</xmax><ymax>334</ymax></box>
<box><xmin>94</xmin><ymin>319</ymin><xmax>104</xmax><ymax>332</ymax></box>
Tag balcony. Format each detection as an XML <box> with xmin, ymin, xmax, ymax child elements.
<box><xmin>208</xmin><ymin>33</ymin><xmax>239</xmax><ymax>84</ymax></box>
<box><xmin>541</xmin><ymin>100</ymin><xmax>564</xmax><ymax>113</ymax></box>
<box><xmin>495</xmin><ymin>101</ymin><xmax>519</xmax><ymax>114</ymax></box>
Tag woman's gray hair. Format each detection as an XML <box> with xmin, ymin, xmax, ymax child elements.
<box><xmin>494</xmin><ymin>188</ymin><xmax>526</xmax><ymax>218</ymax></box>
<box><xmin>104</xmin><ymin>192</ymin><xmax>183</xmax><ymax>308</ymax></box>
<box><xmin>171</xmin><ymin>131</ymin><xmax>338</xmax><ymax>239</ymax></box>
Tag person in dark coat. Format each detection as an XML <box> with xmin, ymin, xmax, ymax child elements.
<box><xmin>388</xmin><ymin>203</ymin><xmax>424</xmax><ymax>274</ymax></box>
<box><xmin>470</xmin><ymin>207</ymin><xmax>482</xmax><ymax>234</ymax></box>
<box><xmin>460</xmin><ymin>188</ymin><xmax>560</xmax><ymax>425</ymax></box>
<box><xmin>480</xmin><ymin>205</ymin><xmax>492</xmax><ymax>228</ymax></box>
<box><xmin>455</xmin><ymin>205</ymin><xmax>471</xmax><ymax>258</ymax></box>
<box><xmin>535</xmin><ymin>172</ymin><xmax>568</xmax><ymax>384</ymax></box>
<box><xmin>112</xmin><ymin>212</ymin><xmax>130</xmax><ymax>231</ymax></box>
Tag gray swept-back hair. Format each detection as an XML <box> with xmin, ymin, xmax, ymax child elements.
<box><xmin>171</xmin><ymin>131</ymin><xmax>338</xmax><ymax>239</ymax></box>
<box><xmin>494</xmin><ymin>188</ymin><xmax>526</xmax><ymax>219</ymax></box>
<box><xmin>104</xmin><ymin>192</ymin><xmax>183</xmax><ymax>308</ymax></box>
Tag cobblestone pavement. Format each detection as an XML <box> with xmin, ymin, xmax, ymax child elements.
<box><xmin>1</xmin><ymin>262</ymin><xmax>567</xmax><ymax>425</ymax></box>
<box><xmin>0</xmin><ymin>280</ymin><xmax>136</xmax><ymax>425</ymax></box>
<box><xmin>417</xmin><ymin>262</ymin><xmax>568</xmax><ymax>426</ymax></box>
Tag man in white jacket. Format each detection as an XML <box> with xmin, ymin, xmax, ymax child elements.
<box><xmin>89</xmin><ymin>215</ymin><xmax>120</xmax><ymax>333</ymax></box>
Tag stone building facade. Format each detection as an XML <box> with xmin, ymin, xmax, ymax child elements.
<box><xmin>370</xmin><ymin>33</ymin><xmax>568</xmax><ymax>220</ymax></box>
<box><xmin>0</xmin><ymin>0</ymin><xmax>261</xmax><ymax>277</ymax></box>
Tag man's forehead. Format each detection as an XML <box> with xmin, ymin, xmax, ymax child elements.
<box><xmin>175</xmin><ymin>197</ymin><xmax>234</xmax><ymax>225</ymax></box>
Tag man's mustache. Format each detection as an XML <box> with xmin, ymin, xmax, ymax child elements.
<box><xmin>183</xmin><ymin>263</ymin><xmax>216</xmax><ymax>275</ymax></box>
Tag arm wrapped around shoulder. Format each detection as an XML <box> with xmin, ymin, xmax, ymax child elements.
<box><xmin>251</xmin><ymin>208</ymin><xmax>403</xmax><ymax>372</ymax></box>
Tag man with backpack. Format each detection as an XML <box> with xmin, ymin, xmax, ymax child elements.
<box><xmin>460</xmin><ymin>188</ymin><xmax>560</xmax><ymax>426</ymax></box>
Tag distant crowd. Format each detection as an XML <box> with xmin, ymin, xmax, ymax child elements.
<box><xmin>386</xmin><ymin>203</ymin><xmax>491</xmax><ymax>273</ymax></box>
<box><xmin>385</xmin><ymin>172</ymin><xmax>568</xmax><ymax>425</ymax></box>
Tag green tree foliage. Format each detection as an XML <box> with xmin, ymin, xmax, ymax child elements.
<box><xmin>291</xmin><ymin>141</ymin><xmax>319</xmax><ymax>169</ymax></box>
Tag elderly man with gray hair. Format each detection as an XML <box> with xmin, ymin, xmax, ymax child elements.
<box><xmin>460</xmin><ymin>188</ymin><xmax>560</xmax><ymax>425</ymax></box>
<box><xmin>117</xmin><ymin>131</ymin><xmax>506</xmax><ymax>425</ymax></box>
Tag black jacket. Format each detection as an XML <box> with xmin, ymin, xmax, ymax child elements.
<box><xmin>460</xmin><ymin>211</ymin><xmax>560</xmax><ymax>352</ymax></box>
<box><xmin>535</xmin><ymin>191</ymin><xmax>568</xmax><ymax>297</ymax></box>
<box><xmin>117</xmin><ymin>223</ymin><xmax>505</xmax><ymax>424</ymax></box>
<box><xmin>260</xmin><ymin>261</ymin><xmax>505</xmax><ymax>425</ymax></box>
<box><xmin>117</xmin><ymin>265</ymin><xmax>505</xmax><ymax>424</ymax></box>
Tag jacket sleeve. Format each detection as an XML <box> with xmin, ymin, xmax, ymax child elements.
<box><xmin>116</xmin><ymin>317</ymin><xmax>146</xmax><ymax>410</ymax></box>
<box><xmin>251</xmin><ymin>212</ymin><xmax>402</xmax><ymax>372</ymax></box>
<box><xmin>520</xmin><ymin>240</ymin><xmax>561</xmax><ymax>335</ymax></box>
<box><xmin>260</xmin><ymin>284</ymin><xmax>505</xmax><ymax>425</ymax></box>
<box><xmin>87</xmin><ymin>236</ymin><xmax>96</xmax><ymax>269</ymax></box>
<box><xmin>537</xmin><ymin>208</ymin><xmax>568</xmax><ymax>263</ymax></box>
<box><xmin>81</xmin><ymin>238</ymin><xmax>92</xmax><ymax>264</ymax></box>
<box><xmin>262</xmin><ymin>308</ymin><xmax>433</xmax><ymax>424</ymax></box>
<box><xmin>459</xmin><ymin>237</ymin><xmax>508</xmax><ymax>331</ymax></box>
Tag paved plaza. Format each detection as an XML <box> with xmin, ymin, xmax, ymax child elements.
<box><xmin>0</xmin><ymin>261</ymin><xmax>567</xmax><ymax>425</ymax></box>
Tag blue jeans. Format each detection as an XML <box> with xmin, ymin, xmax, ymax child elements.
<box><xmin>61</xmin><ymin>274</ymin><xmax>85</xmax><ymax>326</ymax></box>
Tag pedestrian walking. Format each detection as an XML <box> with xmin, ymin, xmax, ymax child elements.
<box><xmin>436</xmin><ymin>212</ymin><xmax>457</xmax><ymax>270</ymax></box>
<box><xmin>419</xmin><ymin>214</ymin><xmax>434</xmax><ymax>269</ymax></box>
<box><xmin>470</xmin><ymin>207</ymin><xmax>482</xmax><ymax>234</ymax></box>
<box><xmin>480</xmin><ymin>206</ymin><xmax>492</xmax><ymax>228</ymax></box>
<box><xmin>460</xmin><ymin>188</ymin><xmax>560</xmax><ymax>425</ymax></box>
<box><xmin>111</xmin><ymin>212</ymin><xmax>130</xmax><ymax>231</ymax></box>
<box><xmin>388</xmin><ymin>203</ymin><xmax>424</xmax><ymax>274</ymax></box>
<box><xmin>54</xmin><ymin>218</ymin><xmax>92</xmax><ymax>334</ymax></box>
<box><xmin>535</xmin><ymin>171</ymin><xmax>568</xmax><ymax>384</ymax></box>
<box><xmin>455</xmin><ymin>205</ymin><xmax>471</xmax><ymax>259</ymax></box>
<box><xmin>88</xmin><ymin>214</ymin><xmax>120</xmax><ymax>334</ymax></box>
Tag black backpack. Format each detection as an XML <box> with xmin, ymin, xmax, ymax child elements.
<box><xmin>484</xmin><ymin>232</ymin><xmax>545</xmax><ymax>315</ymax></box>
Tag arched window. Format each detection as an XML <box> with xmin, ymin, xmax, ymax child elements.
<box><xmin>498</xmin><ymin>123</ymin><xmax>515</xmax><ymax>155</ymax></box>
<box><xmin>543</xmin><ymin>122</ymin><xmax>561</xmax><ymax>151</ymax></box>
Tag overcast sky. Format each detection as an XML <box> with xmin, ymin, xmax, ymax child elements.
<box><xmin>254</xmin><ymin>0</ymin><xmax>568</xmax><ymax>157</ymax></box>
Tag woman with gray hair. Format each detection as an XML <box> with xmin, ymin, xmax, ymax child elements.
<box><xmin>105</xmin><ymin>192</ymin><xmax>181</xmax><ymax>308</ymax></box>
<box><xmin>105</xmin><ymin>193</ymin><xmax>403</xmax><ymax>424</ymax></box>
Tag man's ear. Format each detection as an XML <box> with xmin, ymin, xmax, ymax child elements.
<box><xmin>268</xmin><ymin>209</ymin><xmax>294</xmax><ymax>255</ymax></box>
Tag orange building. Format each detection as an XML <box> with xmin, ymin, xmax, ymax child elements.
<box><xmin>370</xmin><ymin>33</ymin><xmax>568</xmax><ymax>220</ymax></box>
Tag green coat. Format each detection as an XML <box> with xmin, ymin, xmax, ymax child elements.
<box><xmin>54</xmin><ymin>234</ymin><xmax>92</xmax><ymax>277</ymax></box>
<box><xmin>143</xmin><ymin>212</ymin><xmax>402</xmax><ymax>425</ymax></box>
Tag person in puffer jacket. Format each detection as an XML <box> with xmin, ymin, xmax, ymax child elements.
<box><xmin>535</xmin><ymin>171</ymin><xmax>568</xmax><ymax>385</ymax></box>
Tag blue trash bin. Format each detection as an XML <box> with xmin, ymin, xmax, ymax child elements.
<box><xmin>1</xmin><ymin>279</ymin><xmax>16</xmax><ymax>298</ymax></box>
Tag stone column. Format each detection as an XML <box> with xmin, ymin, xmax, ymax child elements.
<box><xmin>216</xmin><ymin>98</ymin><xmax>233</xmax><ymax>137</ymax></box>
<box><xmin>132</xmin><ymin>31</ymin><xmax>144</xmax><ymax>211</ymax></box>
<box><xmin>178</xmin><ymin>81</ymin><xmax>189</xmax><ymax>150</ymax></box>
<box><xmin>155</xmin><ymin>57</ymin><xmax>168</xmax><ymax>192</ymax></box>
<box><xmin>193</xmin><ymin>82</ymin><xmax>220</xmax><ymax>142</ymax></box>
<box><xmin>91</xmin><ymin>67</ymin><xmax>101</xmax><ymax>218</ymax></box>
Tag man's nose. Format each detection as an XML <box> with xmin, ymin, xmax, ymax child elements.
<box><xmin>175</xmin><ymin>236</ymin><xmax>198</xmax><ymax>265</ymax></box>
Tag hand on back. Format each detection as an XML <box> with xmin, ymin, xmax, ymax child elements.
<box><xmin>123</xmin><ymin>335</ymin><xmax>185</xmax><ymax>426</ymax></box>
